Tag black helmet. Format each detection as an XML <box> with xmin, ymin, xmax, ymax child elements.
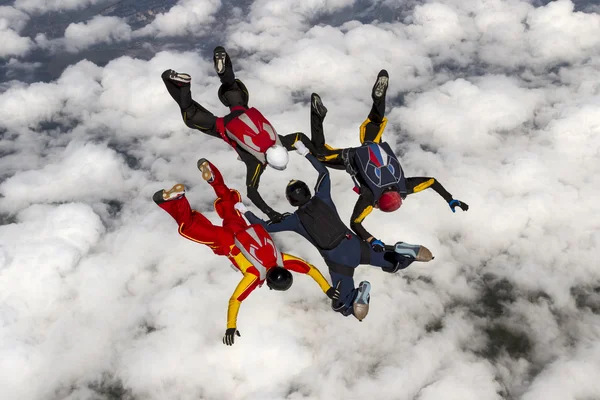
<box><xmin>285</xmin><ymin>180</ymin><xmax>311</xmax><ymax>207</ymax></box>
<box><xmin>266</xmin><ymin>267</ymin><xmax>293</xmax><ymax>291</ymax></box>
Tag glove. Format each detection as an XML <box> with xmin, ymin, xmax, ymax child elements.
<box><xmin>326</xmin><ymin>283</ymin><xmax>340</xmax><ymax>301</ymax></box>
<box><xmin>234</xmin><ymin>202</ymin><xmax>248</xmax><ymax>214</ymax></box>
<box><xmin>448</xmin><ymin>199</ymin><xmax>469</xmax><ymax>213</ymax></box>
<box><xmin>294</xmin><ymin>141</ymin><xmax>310</xmax><ymax>157</ymax></box>
<box><xmin>370</xmin><ymin>239</ymin><xmax>385</xmax><ymax>252</ymax></box>
<box><xmin>267</xmin><ymin>212</ymin><xmax>292</xmax><ymax>225</ymax></box>
<box><xmin>223</xmin><ymin>328</ymin><xmax>241</xmax><ymax>346</ymax></box>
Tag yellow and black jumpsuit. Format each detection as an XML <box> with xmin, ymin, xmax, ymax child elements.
<box><xmin>310</xmin><ymin>90</ymin><xmax>454</xmax><ymax>243</ymax></box>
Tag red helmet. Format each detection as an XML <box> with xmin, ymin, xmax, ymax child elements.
<box><xmin>378</xmin><ymin>190</ymin><xmax>402</xmax><ymax>212</ymax></box>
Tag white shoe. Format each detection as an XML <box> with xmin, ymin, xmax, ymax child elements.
<box><xmin>353</xmin><ymin>281</ymin><xmax>371</xmax><ymax>321</ymax></box>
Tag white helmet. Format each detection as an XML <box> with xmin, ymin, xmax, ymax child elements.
<box><xmin>266</xmin><ymin>145</ymin><xmax>289</xmax><ymax>170</ymax></box>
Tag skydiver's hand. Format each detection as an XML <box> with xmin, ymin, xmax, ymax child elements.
<box><xmin>293</xmin><ymin>141</ymin><xmax>310</xmax><ymax>157</ymax></box>
<box><xmin>326</xmin><ymin>283</ymin><xmax>340</xmax><ymax>301</ymax></box>
<box><xmin>448</xmin><ymin>199</ymin><xmax>469</xmax><ymax>213</ymax></box>
<box><xmin>234</xmin><ymin>202</ymin><xmax>248</xmax><ymax>214</ymax></box>
<box><xmin>370</xmin><ymin>239</ymin><xmax>386</xmax><ymax>252</ymax></box>
<box><xmin>267</xmin><ymin>211</ymin><xmax>291</xmax><ymax>224</ymax></box>
<box><xmin>223</xmin><ymin>328</ymin><xmax>241</xmax><ymax>346</ymax></box>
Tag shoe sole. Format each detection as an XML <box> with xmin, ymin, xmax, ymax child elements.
<box><xmin>214</xmin><ymin>52</ymin><xmax>227</xmax><ymax>74</ymax></box>
<box><xmin>198</xmin><ymin>161</ymin><xmax>213</xmax><ymax>181</ymax></box>
<box><xmin>163</xmin><ymin>184</ymin><xmax>185</xmax><ymax>201</ymax></box>
<box><xmin>373</xmin><ymin>76</ymin><xmax>388</xmax><ymax>99</ymax></box>
<box><xmin>415</xmin><ymin>246</ymin><xmax>433</xmax><ymax>262</ymax></box>
<box><xmin>395</xmin><ymin>243</ymin><xmax>434</xmax><ymax>262</ymax></box>
<box><xmin>170</xmin><ymin>72</ymin><xmax>191</xmax><ymax>84</ymax></box>
<box><xmin>353</xmin><ymin>281</ymin><xmax>371</xmax><ymax>321</ymax></box>
<box><xmin>311</xmin><ymin>94</ymin><xmax>327</xmax><ymax>117</ymax></box>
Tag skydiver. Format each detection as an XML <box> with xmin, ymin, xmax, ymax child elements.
<box><xmin>153</xmin><ymin>159</ymin><xmax>338</xmax><ymax>346</ymax></box>
<box><xmin>309</xmin><ymin>70</ymin><xmax>469</xmax><ymax>252</ymax></box>
<box><xmin>235</xmin><ymin>141</ymin><xmax>434</xmax><ymax>321</ymax></box>
<box><xmin>161</xmin><ymin>46</ymin><xmax>316</xmax><ymax>224</ymax></box>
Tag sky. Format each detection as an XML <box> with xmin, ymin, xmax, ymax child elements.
<box><xmin>1</xmin><ymin>0</ymin><xmax>600</xmax><ymax>399</ymax></box>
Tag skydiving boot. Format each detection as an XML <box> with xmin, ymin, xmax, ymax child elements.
<box><xmin>165</xmin><ymin>69</ymin><xmax>191</xmax><ymax>86</ymax></box>
<box><xmin>213</xmin><ymin>46</ymin><xmax>231</xmax><ymax>76</ymax></box>
<box><xmin>311</xmin><ymin>93</ymin><xmax>328</xmax><ymax>118</ymax></box>
<box><xmin>197</xmin><ymin>158</ymin><xmax>214</xmax><ymax>183</ymax></box>
<box><xmin>382</xmin><ymin>243</ymin><xmax>434</xmax><ymax>273</ymax></box>
<box><xmin>371</xmin><ymin>69</ymin><xmax>389</xmax><ymax>103</ymax></box>
<box><xmin>353</xmin><ymin>281</ymin><xmax>371</xmax><ymax>321</ymax></box>
<box><xmin>394</xmin><ymin>242</ymin><xmax>433</xmax><ymax>262</ymax></box>
<box><xmin>152</xmin><ymin>183</ymin><xmax>185</xmax><ymax>205</ymax></box>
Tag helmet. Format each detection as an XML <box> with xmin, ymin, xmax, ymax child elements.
<box><xmin>285</xmin><ymin>180</ymin><xmax>311</xmax><ymax>207</ymax></box>
<box><xmin>266</xmin><ymin>145</ymin><xmax>289</xmax><ymax>170</ymax></box>
<box><xmin>266</xmin><ymin>267</ymin><xmax>293</xmax><ymax>291</ymax></box>
<box><xmin>378</xmin><ymin>190</ymin><xmax>402</xmax><ymax>212</ymax></box>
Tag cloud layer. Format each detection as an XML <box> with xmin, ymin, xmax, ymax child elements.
<box><xmin>1</xmin><ymin>0</ymin><xmax>600</xmax><ymax>399</ymax></box>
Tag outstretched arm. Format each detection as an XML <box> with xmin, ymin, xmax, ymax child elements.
<box><xmin>406</xmin><ymin>177</ymin><xmax>468</xmax><ymax>212</ymax></box>
<box><xmin>282</xmin><ymin>253</ymin><xmax>331</xmax><ymax>293</ymax></box>
<box><xmin>223</xmin><ymin>271</ymin><xmax>260</xmax><ymax>346</ymax></box>
<box><xmin>349</xmin><ymin>187</ymin><xmax>377</xmax><ymax>243</ymax></box>
<box><xmin>240</xmin><ymin>150</ymin><xmax>280</xmax><ymax>219</ymax></box>
<box><xmin>282</xmin><ymin>253</ymin><xmax>339</xmax><ymax>301</ymax></box>
<box><xmin>243</xmin><ymin>209</ymin><xmax>300</xmax><ymax>234</ymax></box>
<box><xmin>226</xmin><ymin>273</ymin><xmax>259</xmax><ymax>330</ymax></box>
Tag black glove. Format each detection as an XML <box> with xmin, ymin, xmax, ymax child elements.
<box><xmin>326</xmin><ymin>284</ymin><xmax>340</xmax><ymax>301</ymax></box>
<box><xmin>370</xmin><ymin>239</ymin><xmax>385</xmax><ymax>252</ymax></box>
<box><xmin>223</xmin><ymin>328</ymin><xmax>241</xmax><ymax>346</ymax></box>
<box><xmin>448</xmin><ymin>199</ymin><xmax>469</xmax><ymax>213</ymax></box>
<box><xmin>267</xmin><ymin>211</ymin><xmax>291</xmax><ymax>225</ymax></box>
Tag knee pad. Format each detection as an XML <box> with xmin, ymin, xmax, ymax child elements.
<box><xmin>218</xmin><ymin>79</ymin><xmax>249</xmax><ymax>108</ymax></box>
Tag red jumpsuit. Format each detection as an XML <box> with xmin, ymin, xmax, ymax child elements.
<box><xmin>156</xmin><ymin>162</ymin><xmax>331</xmax><ymax>329</ymax></box>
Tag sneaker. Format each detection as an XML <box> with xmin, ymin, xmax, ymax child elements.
<box><xmin>394</xmin><ymin>242</ymin><xmax>433</xmax><ymax>262</ymax></box>
<box><xmin>311</xmin><ymin>93</ymin><xmax>328</xmax><ymax>118</ymax></box>
<box><xmin>167</xmin><ymin>69</ymin><xmax>191</xmax><ymax>85</ymax></box>
<box><xmin>197</xmin><ymin>158</ymin><xmax>214</xmax><ymax>182</ymax></box>
<box><xmin>353</xmin><ymin>281</ymin><xmax>371</xmax><ymax>321</ymax></box>
<box><xmin>371</xmin><ymin>69</ymin><xmax>389</xmax><ymax>102</ymax></box>
<box><xmin>162</xmin><ymin>183</ymin><xmax>185</xmax><ymax>201</ymax></box>
<box><xmin>213</xmin><ymin>46</ymin><xmax>229</xmax><ymax>75</ymax></box>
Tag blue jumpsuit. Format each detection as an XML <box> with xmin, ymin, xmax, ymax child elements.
<box><xmin>245</xmin><ymin>153</ymin><xmax>414</xmax><ymax>317</ymax></box>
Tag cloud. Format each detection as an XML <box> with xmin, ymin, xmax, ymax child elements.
<box><xmin>0</xmin><ymin>6</ymin><xmax>35</xmax><ymax>58</ymax></box>
<box><xmin>13</xmin><ymin>0</ymin><xmax>101</xmax><ymax>14</ymax></box>
<box><xmin>62</xmin><ymin>16</ymin><xmax>132</xmax><ymax>52</ymax></box>
<box><xmin>133</xmin><ymin>0</ymin><xmax>222</xmax><ymax>38</ymax></box>
<box><xmin>1</xmin><ymin>0</ymin><xmax>600</xmax><ymax>399</ymax></box>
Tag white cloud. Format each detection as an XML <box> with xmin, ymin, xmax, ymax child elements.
<box><xmin>1</xmin><ymin>0</ymin><xmax>600</xmax><ymax>399</ymax></box>
<box><xmin>13</xmin><ymin>0</ymin><xmax>101</xmax><ymax>14</ymax></box>
<box><xmin>0</xmin><ymin>6</ymin><xmax>34</xmax><ymax>58</ymax></box>
<box><xmin>63</xmin><ymin>15</ymin><xmax>132</xmax><ymax>52</ymax></box>
<box><xmin>133</xmin><ymin>0</ymin><xmax>222</xmax><ymax>38</ymax></box>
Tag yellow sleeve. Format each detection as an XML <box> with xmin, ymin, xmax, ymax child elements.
<box><xmin>307</xmin><ymin>265</ymin><xmax>332</xmax><ymax>293</ymax></box>
<box><xmin>282</xmin><ymin>253</ymin><xmax>331</xmax><ymax>293</ymax></box>
<box><xmin>227</xmin><ymin>272</ymin><xmax>259</xmax><ymax>329</ymax></box>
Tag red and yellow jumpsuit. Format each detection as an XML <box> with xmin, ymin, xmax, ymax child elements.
<box><xmin>155</xmin><ymin>162</ymin><xmax>331</xmax><ymax>330</ymax></box>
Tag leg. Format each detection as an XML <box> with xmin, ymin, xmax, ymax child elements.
<box><xmin>214</xmin><ymin>47</ymin><xmax>249</xmax><ymax>109</ymax></box>
<box><xmin>161</xmin><ymin>69</ymin><xmax>220</xmax><ymax>137</ymax></box>
<box><xmin>360</xmin><ymin>69</ymin><xmax>389</xmax><ymax>144</ymax></box>
<box><xmin>310</xmin><ymin>93</ymin><xmax>345</xmax><ymax>169</ymax></box>
<box><xmin>326</xmin><ymin>261</ymin><xmax>358</xmax><ymax>317</ymax></box>
<box><xmin>197</xmin><ymin>158</ymin><xmax>248</xmax><ymax>234</ymax></box>
<box><xmin>153</xmin><ymin>184</ymin><xmax>224</xmax><ymax>245</ymax></box>
<box><xmin>361</xmin><ymin>239</ymin><xmax>433</xmax><ymax>273</ymax></box>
